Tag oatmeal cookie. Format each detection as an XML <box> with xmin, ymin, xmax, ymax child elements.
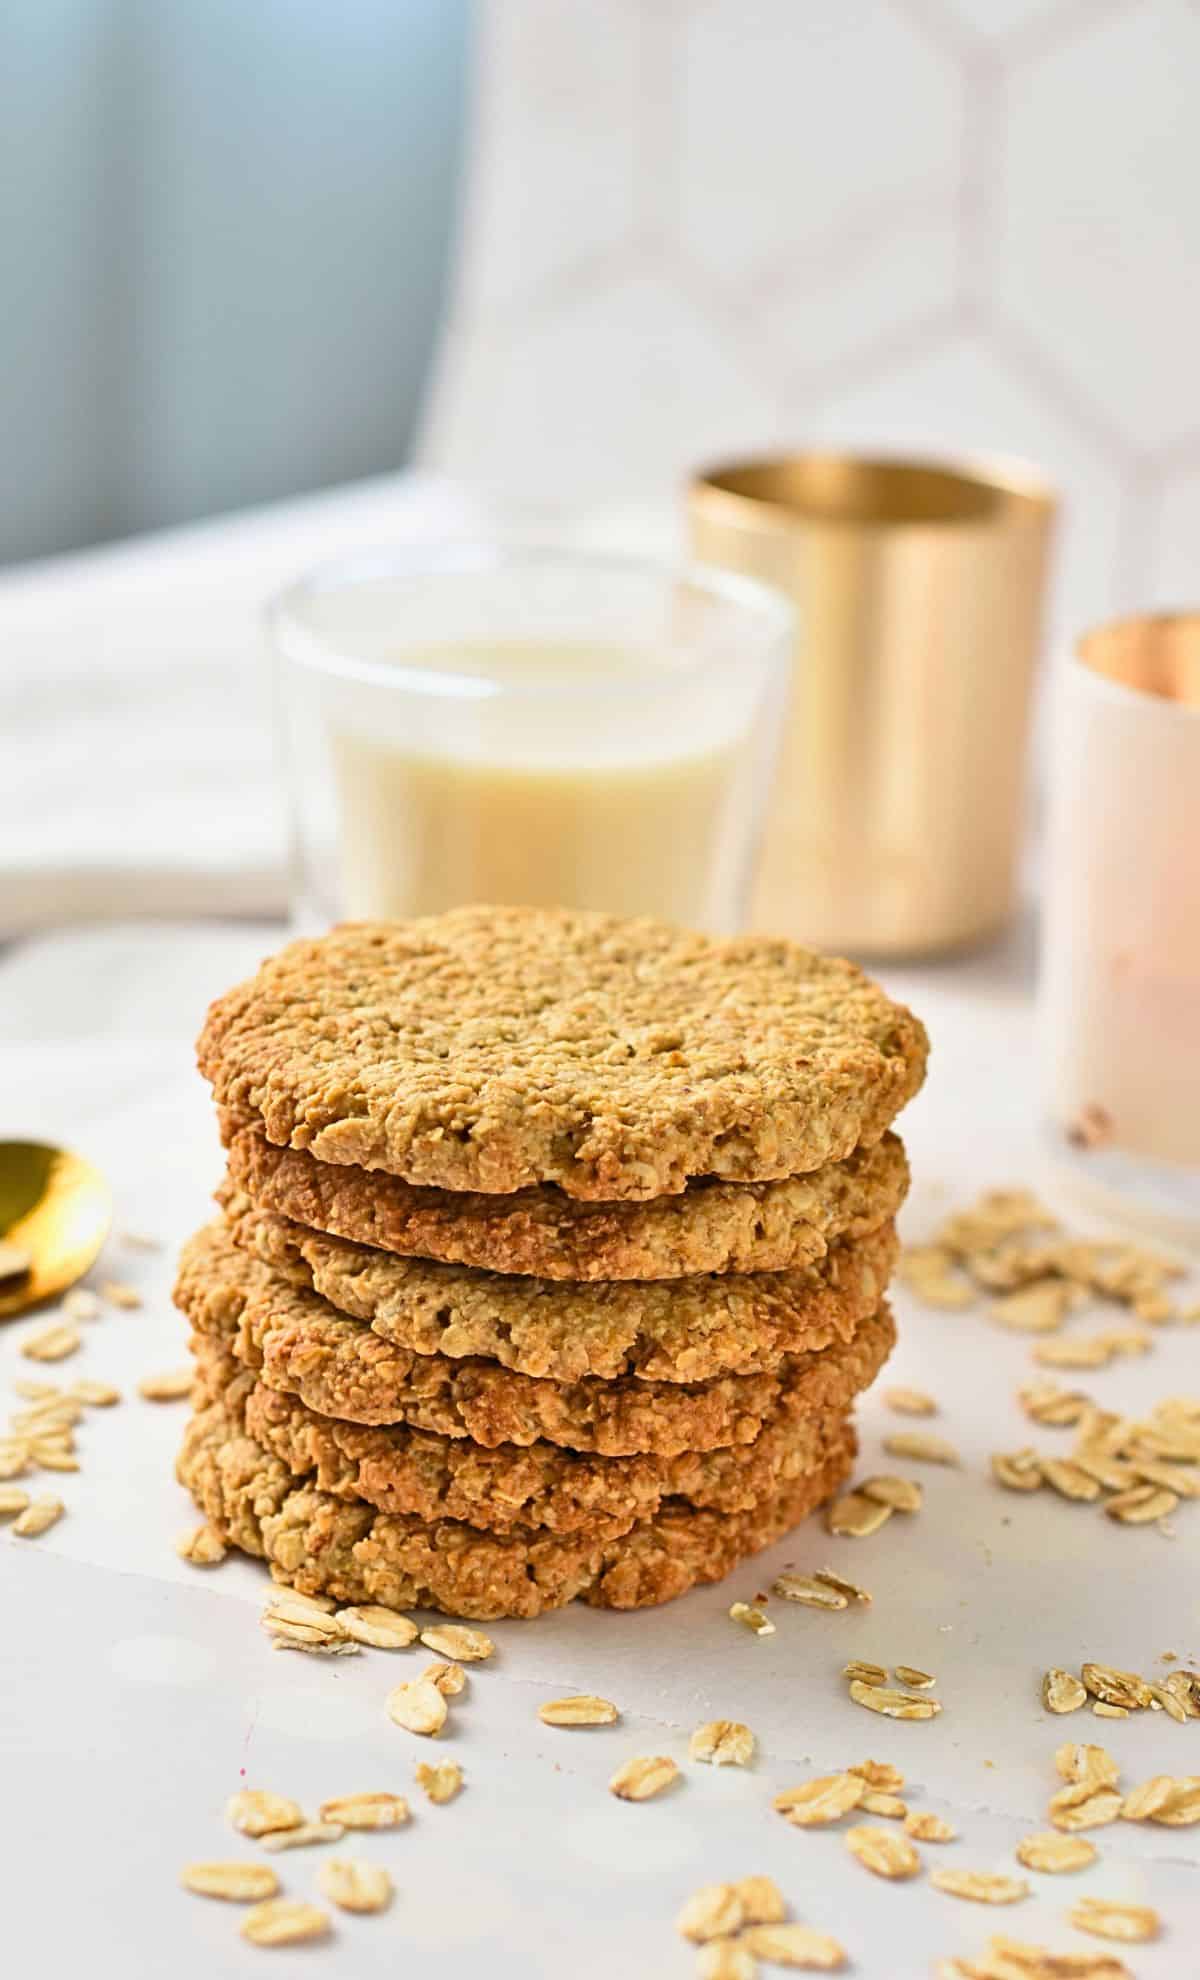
<box><xmin>222</xmin><ymin>1118</ymin><xmax>909</xmax><ymax>1282</ymax></box>
<box><xmin>176</xmin><ymin>1224</ymin><xmax>895</xmax><ymax>1457</ymax></box>
<box><xmin>220</xmin><ymin>1190</ymin><xmax>897</xmax><ymax>1384</ymax></box>
<box><xmin>177</xmin><ymin>1395</ymin><xmax>856</xmax><ymax>1618</ymax></box>
<box><xmin>198</xmin><ymin>908</ymin><xmax>927</xmax><ymax>1199</ymax></box>
<box><xmin>191</xmin><ymin>1336</ymin><xmax>854</xmax><ymax>1539</ymax></box>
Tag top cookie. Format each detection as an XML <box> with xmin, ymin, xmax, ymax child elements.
<box><xmin>198</xmin><ymin>908</ymin><xmax>928</xmax><ymax>1201</ymax></box>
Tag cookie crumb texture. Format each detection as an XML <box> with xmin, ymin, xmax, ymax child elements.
<box><xmin>189</xmin><ymin>1334</ymin><xmax>858</xmax><ymax>1543</ymax></box>
<box><xmin>198</xmin><ymin>909</ymin><xmax>927</xmax><ymax>1199</ymax></box>
<box><xmin>222</xmin><ymin>1119</ymin><xmax>909</xmax><ymax>1284</ymax></box>
<box><xmin>219</xmin><ymin>1190</ymin><xmax>898</xmax><ymax>1386</ymax></box>
<box><xmin>175</xmin><ymin>1225</ymin><xmax>895</xmax><ymax>1457</ymax></box>
<box><xmin>176</xmin><ymin>1394</ymin><xmax>855</xmax><ymax>1620</ymax></box>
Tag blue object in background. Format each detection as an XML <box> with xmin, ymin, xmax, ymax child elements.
<box><xmin>0</xmin><ymin>0</ymin><xmax>471</xmax><ymax>561</ymax></box>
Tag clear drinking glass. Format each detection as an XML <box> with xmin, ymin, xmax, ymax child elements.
<box><xmin>1040</xmin><ymin>610</ymin><xmax>1200</xmax><ymax>1239</ymax></box>
<box><xmin>270</xmin><ymin>542</ymin><xmax>792</xmax><ymax>935</ymax></box>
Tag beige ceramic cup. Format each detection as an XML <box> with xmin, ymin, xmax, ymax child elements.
<box><xmin>689</xmin><ymin>453</ymin><xmax>1057</xmax><ymax>955</ymax></box>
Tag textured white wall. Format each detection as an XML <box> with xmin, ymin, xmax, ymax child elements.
<box><xmin>423</xmin><ymin>0</ymin><xmax>1200</xmax><ymax>653</ymax></box>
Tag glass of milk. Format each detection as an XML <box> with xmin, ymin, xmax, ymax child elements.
<box><xmin>1040</xmin><ymin>609</ymin><xmax>1200</xmax><ymax>1240</ymax></box>
<box><xmin>270</xmin><ymin>542</ymin><xmax>792</xmax><ymax>934</ymax></box>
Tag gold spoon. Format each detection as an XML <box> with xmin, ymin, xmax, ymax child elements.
<box><xmin>0</xmin><ymin>1141</ymin><xmax>113</xmax><ymax>1319</ymax></box>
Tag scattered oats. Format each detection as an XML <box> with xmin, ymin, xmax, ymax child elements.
<box><xmin>905</xmin><ymin>1811</ymin><xmax>955</xmax><ymax>1842</ymax></box>
<box><xmin>100</xmin><ymin>1280</ymin><xmax>142</xmax><ymax>1310</ymax></box>
<box><xmin>120</xmin><ymin>1229</ymin><xmax>162</xmax><ymax>1253</ymax></box>
<box><xmin>1015</xmin><ymin>1832</ymin><xmax>1096</xmax><ymax>1874</ymax></box>
<box><xmin>998</xmin><ymin>1449</ymin><xmax>1045</xmax><ymax>1488</ymax></box>
<box><xmin>813</xmin><ymin>1568</ymin><xmax>871</xmax><ymax>1605</ymax></box>
<box><xmin>265</xmin><ymin>1583</ymin><xmax>336</xmax><ymax>1613</ymax></box>
<box><xmin>1070</xmin><ymin>1452</ymin><xmax>1137</xmax><ymax>1493</ymax></box>
<box><xmin>12</xmin><ymin>1379</ymin><xmax>59</xmax><ymax>1401</ymax></box>
<box><xmin>1161</xmin><ymin>1670</ymin><xmax>1200</xmax><ymax>1717</ymax></box>
<box><xmin>262</xmin><ymin>1600</ymin><xmax>357</xmax><ymax>1657</ymax></box>
<box><xmin>136</xmin><ymin>1368</ymin><xmax>192</xmax><ymax>1401</ymax></box>
<box><xmin>849</xmin><ymin>1760</ymin><xmax>904</xmax><ymax>1791</ymax></box>
<box><xmin>415</xmin><ymin>1760</ymin><xmax>463</xmax><ymax>1805</ymax></box>
<box><xmin>771</xmin><ymin>1573</ymin><xmax>847</xmax><ymax>1609</ymax></box>
<box><xmin>1140</xmin><ymin>1775</ymin><xmax>1200</xmax><ymax>1825</ymax></box>
<box><xmin>12</xmin><ymin>1398</ymin><xmax>81</xmax><ymax>1430</ymax></box>
<box><xmin>0</xmin><ymin>1446</ymin><xmax>29</xmax><ymax>1480</ymax></box>
<box><xmin>884</xmin><ymin>1386</ymin><xmax>937</xmax><ymax>1416</ymax></box>
<box><xmin>1132</xmin><ymin>1292</ymin><xmax>1174</xmax><ymax>1324</ymax></box>
<box><xmin>319</xmin><ymin>1792</ymin><xmax>409</xmax><ymax>1829</ymax></box>
<box><xmin>1104</xmin><ymin>1484</ymin><xmax>1179</xmax><ymax>1524</ymax></box>
<box><xmin>676</xmin><ymin>1882</ymin><xmax>745</xmax><ymax>1943</ymax></box>
<box><xmin>62</xmin><ymin>1288</ymin><xmax>101</xmax><ymax>1322</ymax></box>
<box><xmin>849</xmin><ymin>1679</ymin><xmax>941</xmax><ymax>1721</ymax></box>
<box><xmin>1119</xmin><ymin>1775</ymin><xmax>1174</xmax><ymax>1821</ymax></box>
<box><xmin>898</xmin><ymin>1247</ymin><xmax>975</xmax><ymax>1308</ymax></box>
<box><xmin>1091</xmin><ymin>1703</ymin><xmax>1128</xmax><ymax>1720</ymax></box>
<box><xmin>734</xmin><ymin>1876</ymin><xmax>786</xmax><ymax>1926</ymax></box>
<box><xmin>843</xmin><ymin>1824</ymin><xmax>921</xmax><ymax>1879</ymax></box>
<box><xmin>894</xmin><ymin>1666</ymin><xmax>936</xmax><ymax>1689</ymax></box>
<box><xmin>1147</xmin><ymin>1681</ymin><xmax>1190</xmax><ymax>1723</ymax></box>
<box><xmin>882</xmin><ymin>1431</ymin><xmax>960</xmax><ymax>1467</ymax></box>
<box><xmin>1019</xmin><ymin>1385</ymin><xmax>1092</xmax><ymax>1427</ymax></box>
<box><xmin>175</xmin><ymin>1523</ymin><xmax>226</xmax><ymax>1565</ymax></box>
<box><xmin>226</xmin><ymin>1791</ymin><xmax>303</xmax><ymax>1838</ymax></box>
<box><xmin>828</xmin><ymin>1492</ymin><xmax>893</xmax><ymax>1538</ymax></box>
<box><xmin>697</xmin><ymin>1942</ymin><xmax>757</xmax><ymax>1980</ymax></box>
<box><xmin>843</xmin><ymin>1660</ymin><xmax>888</xmax><ymax>1686</ymax></box>
<box><xmin>990</xmin><ymin>1283</ymin><xmax>1075</xmax><ymax>1335</ymax></box>
<box><xmin>260</xmin><ymin>1821</ymin><xmax>345</xmax><ymax>1853</ymax></box>
<box><xmin>1096</xmin><ymin>1329</ymin><xmax>1154</xmax><ymax>1358</ymax></box>
<box><xmin>421</xmin><ymin>1660</ymin><xmax>466</xmax><ymax>1696</ymax></box>
<box><xmin>0</xmin><ymin>1486</ymin><xmax>30</xmax><ymax>1516</ymax></box>
<box><xmin>774</xmin><ymin>1772</ymin><xmax>865</xmax><ymax>1827</ymax></box>
<box><xmin>66</xmin><ymin>1379</ymin><xmax>120</xmax><ymax>1406</ymax></box>
<box><xmin>27</xmin><ymin>1442</ymin><xmax>78</xmax><ymax>1472</ymax></box>
<box><xmin>730</xmin><ymin>1601</ymin><xmax>775</xmax><ymax>1636</ymax></box>
<box><xmin>860</xmin><ymin>1475</ymin><xmax>923</xmax><ymax>1514</ymax></box>
<box><xmin>386</xmin><ymin>1678</ymin><xmax>447</xmax><ymax>1737</ymax></box>
<box><xmin>538</xmin><ymin>1695</ymin><xmax>619</xmax><ymax>1727</ymax></box>
<box><xmin>946</xmin><ymin>1938</ymin><xmax>1133</xmax><ymax>1980</ymax></box>
<box><xmin>20</xmin><ymin>1323</ymin><xmax>80</xmax><ymax>1363</ymax></box>
<box><xmin>240</xmin><ymin>1899</ymin><xmax>330</xmax><ymax>1947</ymax></box>
<box><xmin>1055</xmin><ymin>1742</ymin><xmax>1120</xmax><ymax>1787</ymax></box>
<box><xmin>608</xmin><ymin>1754</ymin><xmax>680</xmax><ymax>1801</ymax></box>
<box><xmin>1080</xmin><ymin>1666</ymin><xmax>1152</xmax><ymax>1710</ymax></box>
<box><xmin>334</xmin><ymin>1605</ymin><xmax>418</xmax><ymax>1649</ymax></box>
<box><xmin>1132</xmin><ymin>1459</ymin><xmax>1200</xmax><ymax>1498</ymax></box>
<box><xmin>742</xmin><ymin>1923</ymin><xmax>847</xmax><ymax>1970</ymax></box>
<box><xmin>181</xmin><ymin>1862</ymin><xmax>280</xmax><ymax>1902</ymax></box>
<box><xmin>1048</xmin><ymin>1788</ymin><xmax>1123</xmax><ymax>1832</ymax></box>
<box><xmin>1068</xmin><ymin>1899</ymin><xmax>1160</xmax><ymax>1944</ymax></box>
<box><xmin>1040</xmin><ymin>1460</ymin><xmax>1101</xmax><ymax>1503</ymax></box>
<box><xmin>690</xmin><ymin>1720</ymin><xmax>756</xmax><ymax>1767</ymax></box>
<box><xmin>419</xmin><ymin>1622</ymin><xmax>494</xmax><ymax>1663</ymax></box>
<box><xmin>861</xmin><ymin>1792</ymin><xmax>907</xmax><ymax>1818</ymax></box>
<box><xmin>930</xmin><ymin>1869</ymin><xmax>1029</xmax><ymax>1905</ymax></box>
<box><xmin>316</xmin><ymin>1858</ymin><xmax>392</xmax><ymax>1914</ymax></box>
<box><xmin>12</xmin><ymin>1496</ymin><xmax>64</xmax><ymax>1537</ymax></box>
<box><xmin>1043</xmin><ymin>1670</ymin><xmax>1088</xmax><ymax>1714</ymax></box>
<box><xmin>1033</xmin><ymin>1339</ymin><xmax>1114</xmax><ymax>1371</ymax></box>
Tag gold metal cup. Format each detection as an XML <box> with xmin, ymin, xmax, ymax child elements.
<box><xmin>688</xmin><ymin>453</ymin><xmax>1058</xmax><ymax>955</ymax></box>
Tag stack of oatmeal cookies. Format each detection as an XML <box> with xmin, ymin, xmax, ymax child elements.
<box><xmin>174</xmin><ymin>908</ymin><xmax>926</xmax><ymax>1621</ymax></box>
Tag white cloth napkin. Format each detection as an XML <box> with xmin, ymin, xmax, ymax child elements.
<box><xmin>0</xmin><ymin>473</ymin><xmax>485</xmax><ymax>936</ymax></box>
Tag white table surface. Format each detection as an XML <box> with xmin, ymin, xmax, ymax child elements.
<box><xmin>2</xmin><ymin>916</ymin><xmax>1197</xmax><ymax>1980</ymax></box>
